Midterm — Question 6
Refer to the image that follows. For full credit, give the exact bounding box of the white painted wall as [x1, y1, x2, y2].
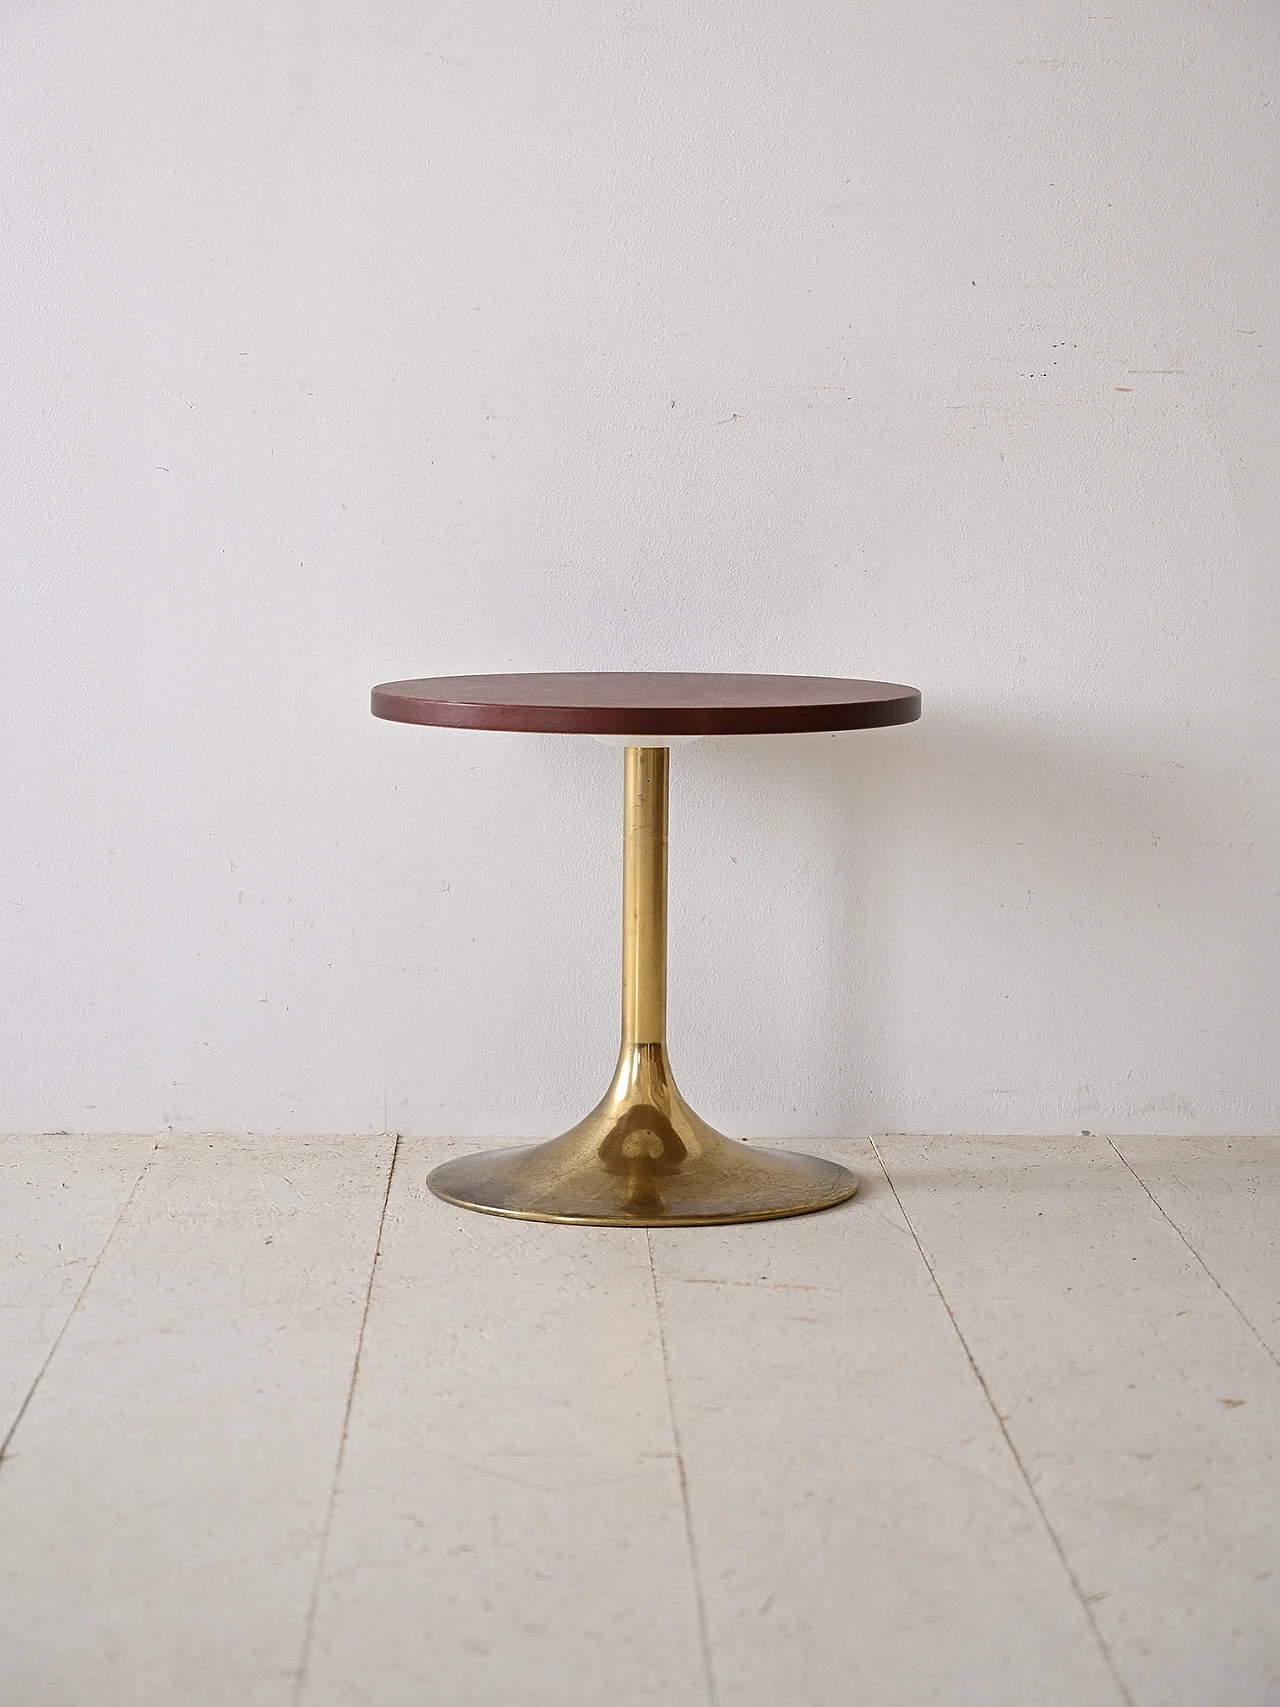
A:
[3, 2, 1278, 1138]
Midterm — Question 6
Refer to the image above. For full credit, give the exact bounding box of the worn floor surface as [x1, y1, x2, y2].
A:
[1, 1134, 1277, 1706]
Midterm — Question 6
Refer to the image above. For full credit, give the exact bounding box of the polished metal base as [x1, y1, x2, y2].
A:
[428, 1043, 858, 1226]
[430, 745, 858, 1227]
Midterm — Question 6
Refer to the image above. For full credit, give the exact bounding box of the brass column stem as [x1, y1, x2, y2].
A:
[620, 746, 668, 1050]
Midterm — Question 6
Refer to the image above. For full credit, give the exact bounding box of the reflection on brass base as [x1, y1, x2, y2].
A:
[427, 1043, 857, 1226]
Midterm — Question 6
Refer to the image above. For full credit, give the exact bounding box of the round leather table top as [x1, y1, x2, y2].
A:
[371, 672, 921, 737]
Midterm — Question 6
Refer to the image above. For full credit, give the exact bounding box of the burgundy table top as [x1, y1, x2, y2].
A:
[371, 672, 921, 737]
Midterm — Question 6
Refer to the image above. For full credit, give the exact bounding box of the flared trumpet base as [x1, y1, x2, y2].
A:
[427, 1044, 857, 1227]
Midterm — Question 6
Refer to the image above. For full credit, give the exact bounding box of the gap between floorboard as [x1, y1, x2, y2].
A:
[0, 1136, 158, 1465]
[1107, 1137, 1280, 1372]
[293, 1133, 402, 1706]
[868, 1136, 1136, 1707]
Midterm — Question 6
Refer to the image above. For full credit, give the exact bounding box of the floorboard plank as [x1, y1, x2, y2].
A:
[0, 1133, 154, 1441]
[299, 1137, 709, 1707]
[0, 1133, 394, 1707]
[649, 1139, 1124, 1707]
[878, 1134, 1280, 1707]
[1114, 1136, 1280, 1363]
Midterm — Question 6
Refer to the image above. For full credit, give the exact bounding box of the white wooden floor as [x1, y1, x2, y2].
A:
[2, 1135, 1278, 1706]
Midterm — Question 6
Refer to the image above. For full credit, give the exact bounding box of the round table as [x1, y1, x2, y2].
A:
[371, 672, 921, 1226]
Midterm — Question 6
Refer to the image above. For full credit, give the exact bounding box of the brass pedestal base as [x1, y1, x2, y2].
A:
[428, 1043, 857, 1226]
[428, 745, 857, 1227]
